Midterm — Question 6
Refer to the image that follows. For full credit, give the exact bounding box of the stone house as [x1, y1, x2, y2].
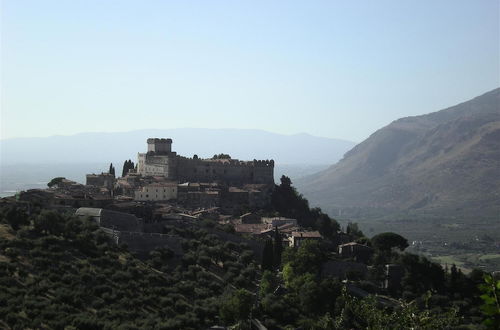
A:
[288, 231, 322, 247]
[134, 183, 178, 201]
[338, 242, 374, 262]
[262, 217, 297, 227]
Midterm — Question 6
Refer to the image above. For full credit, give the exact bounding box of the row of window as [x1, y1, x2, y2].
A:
[145, 188, 176, 193]
[140, 194, 174, 199]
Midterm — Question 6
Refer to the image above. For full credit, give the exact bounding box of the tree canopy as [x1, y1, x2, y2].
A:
[121, 159, 135, 177]
[109, 163, 115, 176]
[212, 153, 231, 159]
[271, 175, 339, 236]
[371, 232, 409, 252]
[47, 177, 65, 188]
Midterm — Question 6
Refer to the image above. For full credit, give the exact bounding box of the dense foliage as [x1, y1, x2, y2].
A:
[371, 232, 409, 252]
[212, 153, 231, 159]
[47, 177, 65, 188]
[271, 176, 340, 238]
[0, 180, 495, 329]
[0, 206, 259, 329]
[121, 159, 135, 177]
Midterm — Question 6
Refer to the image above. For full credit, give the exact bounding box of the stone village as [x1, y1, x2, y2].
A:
[3, 138, 402, 291]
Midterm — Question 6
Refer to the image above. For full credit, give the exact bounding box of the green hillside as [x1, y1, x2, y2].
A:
[0, 209, 260, 329]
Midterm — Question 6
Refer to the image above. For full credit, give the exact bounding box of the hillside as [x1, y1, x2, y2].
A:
[296, 88, 500, 220]
[0, 209, 262, 329]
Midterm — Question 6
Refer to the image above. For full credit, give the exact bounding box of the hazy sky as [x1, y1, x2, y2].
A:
[1, 0, 499, 142]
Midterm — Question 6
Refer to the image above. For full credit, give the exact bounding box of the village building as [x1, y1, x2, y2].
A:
[134, 183, 178, 201]
[75, 207, 143, 232]
[338, 242, 374, 262]
[288, 231, 322, 247]
[86, 173, 115, 190]
[234, 223, 270, 236]
[262, 216, 297, 227]
[240, 212, 261, 224]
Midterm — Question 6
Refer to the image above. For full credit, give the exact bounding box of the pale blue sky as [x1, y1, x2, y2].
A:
[1, 0, 499, 142]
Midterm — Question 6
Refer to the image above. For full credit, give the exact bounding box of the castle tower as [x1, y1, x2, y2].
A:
[147, 138, 172, 154]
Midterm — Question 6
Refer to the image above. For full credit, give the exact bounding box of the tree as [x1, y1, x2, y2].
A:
[371, 232, 408, 252]
[47, 177, 65, 188]
[259, 271, 276, 297]
[282, 240, 325, 277]
[280, 175, 291, 187]
[336, 287, 458, 329]
[34, 210, 65, 235]
[316, 213, 339, 239]
[212, 153, 231, 159]
[109, 163, 115, 176]
[273, 227, 282, 268]
[479, 274, 500, 328]
[121, 160, 135, 177]
[122, 160, 131, 177]
[1, 206, 29, 230]
[219, 289, 253, 324]
[261, 239, 274, 271]
[122, 160, 128, 177]
[346, 222, 365, 239]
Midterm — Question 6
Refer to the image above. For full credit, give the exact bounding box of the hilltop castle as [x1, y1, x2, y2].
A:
[136, 138, 274, 184]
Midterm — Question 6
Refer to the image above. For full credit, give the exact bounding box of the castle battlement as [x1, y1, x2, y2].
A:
[137, 138, 274, 184]
[178, 157, 274, 168]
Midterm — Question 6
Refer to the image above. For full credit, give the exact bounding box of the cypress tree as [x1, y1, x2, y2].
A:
[121, 160, 135, 177]
[273, 226, 283, 267]
[261, 239, 274, 271]
[122, 160, 128, 177]
[129, 160, 134, 173]
[109, 163, 115, 176]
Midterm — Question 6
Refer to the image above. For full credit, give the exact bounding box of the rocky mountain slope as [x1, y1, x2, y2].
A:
[296, 88, 500, 220]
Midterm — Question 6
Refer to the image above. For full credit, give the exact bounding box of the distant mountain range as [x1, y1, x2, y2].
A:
[0, 128, 355, 166]
[296, 88, 500, 220]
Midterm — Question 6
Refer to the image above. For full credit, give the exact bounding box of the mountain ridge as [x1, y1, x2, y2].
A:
[0, 128, 355, 166]
[296, 88, 500, 220]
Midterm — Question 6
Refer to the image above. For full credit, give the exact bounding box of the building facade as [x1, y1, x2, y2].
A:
[134, 183, 178, 202]
[86, 173, 115, 190]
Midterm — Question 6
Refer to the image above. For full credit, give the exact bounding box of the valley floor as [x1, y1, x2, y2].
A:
[347, 217, 500, 273]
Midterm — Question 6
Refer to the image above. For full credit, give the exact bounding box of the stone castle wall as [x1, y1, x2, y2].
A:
[137, 138, 274, 184]
[175, 157, 274, 184]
